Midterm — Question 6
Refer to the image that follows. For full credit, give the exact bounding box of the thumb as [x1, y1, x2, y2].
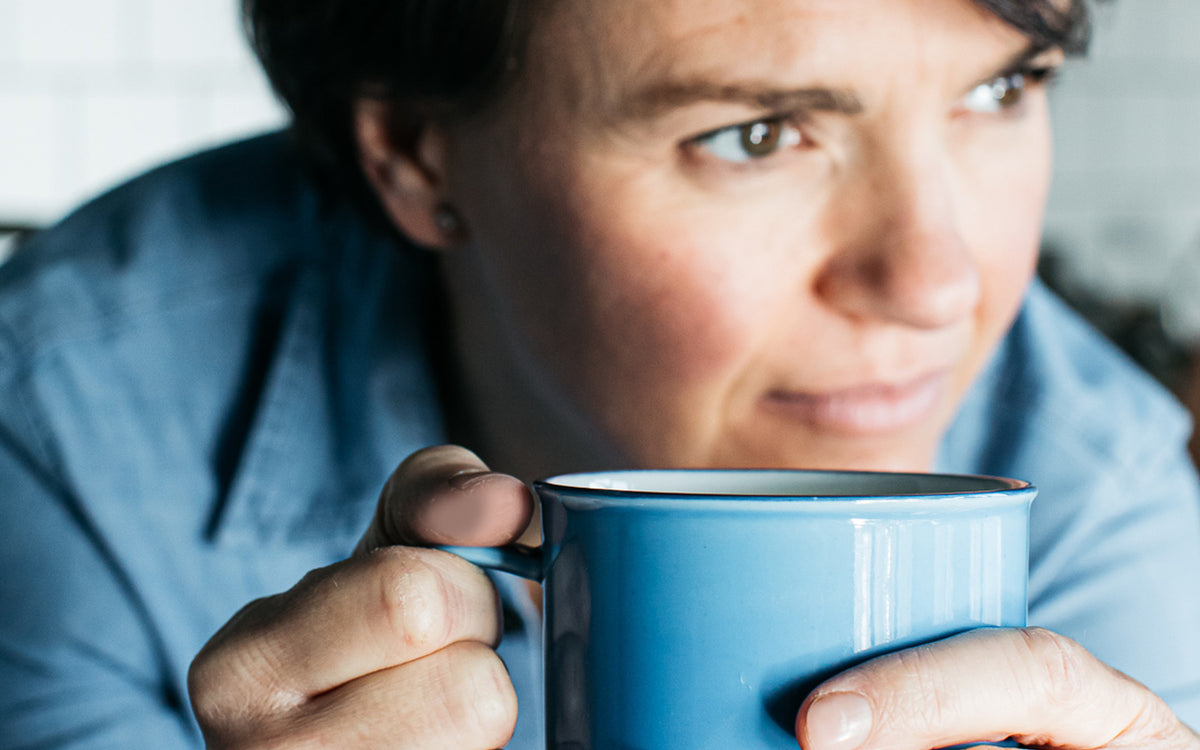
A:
[795, 627, 1196, 750]
[355, 445, 535, 554]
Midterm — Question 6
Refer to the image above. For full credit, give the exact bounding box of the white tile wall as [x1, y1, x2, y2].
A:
[0, 0, 286, 226]
[15, 0, 127, 68]
[0, 0, 1197, 339]
[149, 2, 257, 66]
[1042, 3, 1200, 342]
[0, 89, 66, 218]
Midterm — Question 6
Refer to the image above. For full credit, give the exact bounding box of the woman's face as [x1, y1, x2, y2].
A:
[435, 0, 1058, 475]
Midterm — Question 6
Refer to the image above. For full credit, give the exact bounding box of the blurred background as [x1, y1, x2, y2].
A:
[0, 0, 285, 253]
[1, 0, 1199, 449]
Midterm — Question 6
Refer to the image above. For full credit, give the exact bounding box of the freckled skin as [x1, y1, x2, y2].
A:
[436, 0, 1051, 479]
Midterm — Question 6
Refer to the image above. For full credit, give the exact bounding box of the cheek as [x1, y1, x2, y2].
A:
[554, 207, 771, 406]
[453, 133, 778, 422]
[474, 193, 780, 466]
[973, 143, 1048, 316]
[957, 125, 1050, 389]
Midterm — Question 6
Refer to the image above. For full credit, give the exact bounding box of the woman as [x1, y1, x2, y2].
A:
[1, 0, 1198, 747]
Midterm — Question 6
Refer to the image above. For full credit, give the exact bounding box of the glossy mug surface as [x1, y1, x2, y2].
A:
[447, 469, 1035, 750]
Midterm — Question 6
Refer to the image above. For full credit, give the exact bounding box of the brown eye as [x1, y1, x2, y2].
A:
[692, 117, 803, 163]
[994, 73, 1025, 108]
[963, 72, 1028, 114]
[740, 121, 783, 157]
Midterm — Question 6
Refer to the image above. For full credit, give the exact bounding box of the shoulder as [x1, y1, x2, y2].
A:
[942, 279, 1200, 597]
[0, 134, 446, 732]
[0, 132, 329, 366]
[964, 285, 1200, 707]
[0, 130, 437, 507]
[1022, 280, 1183, 422]
[0, 128, 440, 477]
[946, 279, 1191, 477]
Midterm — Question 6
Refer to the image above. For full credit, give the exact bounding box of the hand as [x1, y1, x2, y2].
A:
[796, 627, 1200, 750]
[188, 445, 535, 749]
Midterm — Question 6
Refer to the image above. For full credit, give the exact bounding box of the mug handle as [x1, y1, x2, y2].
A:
[437, 543, 545, 581]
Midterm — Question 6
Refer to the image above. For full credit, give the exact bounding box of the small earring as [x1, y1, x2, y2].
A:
[433, 203, 463, 236]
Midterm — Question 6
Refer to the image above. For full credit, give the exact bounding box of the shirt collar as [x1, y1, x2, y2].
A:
[209, 228, 448, 550]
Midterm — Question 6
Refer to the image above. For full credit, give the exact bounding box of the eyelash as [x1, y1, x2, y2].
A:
[685, 64, 1060, 166]
[962, 65, 1060, 116]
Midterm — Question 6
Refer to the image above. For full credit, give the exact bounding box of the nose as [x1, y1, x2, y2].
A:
[814, 149, 981, 330]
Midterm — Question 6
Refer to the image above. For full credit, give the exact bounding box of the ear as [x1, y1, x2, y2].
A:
[353, 99, 456, 249]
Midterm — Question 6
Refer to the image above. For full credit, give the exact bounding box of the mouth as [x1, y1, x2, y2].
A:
[762, 370, 950, 436]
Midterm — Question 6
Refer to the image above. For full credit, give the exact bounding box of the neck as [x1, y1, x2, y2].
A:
[434, 282, 624, 486]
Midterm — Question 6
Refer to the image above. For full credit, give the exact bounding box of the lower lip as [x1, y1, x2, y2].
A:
[763, 372, 949, 436]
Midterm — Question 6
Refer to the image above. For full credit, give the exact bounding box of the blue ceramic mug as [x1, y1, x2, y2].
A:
[445, 468, 1035, 749]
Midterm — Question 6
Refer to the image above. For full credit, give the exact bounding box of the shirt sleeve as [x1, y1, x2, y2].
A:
[943, 284, 1200, 728]
[0, 413, 201, 749]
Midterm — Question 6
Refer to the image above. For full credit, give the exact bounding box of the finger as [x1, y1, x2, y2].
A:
[189, 546, 502, 728]
[356, 444, 535, 553]
[796, 627, 1196, 750]
[199, 642, 518, 750]
[308, 641, 518, 750]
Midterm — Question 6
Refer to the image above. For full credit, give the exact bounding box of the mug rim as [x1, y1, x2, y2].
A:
[534, 468, 1033, 505]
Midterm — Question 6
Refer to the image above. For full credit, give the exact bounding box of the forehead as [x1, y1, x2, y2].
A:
[523, 0, 1025, 99]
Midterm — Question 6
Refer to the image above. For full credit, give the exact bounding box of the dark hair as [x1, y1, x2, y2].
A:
[244, 0, 1090, 202]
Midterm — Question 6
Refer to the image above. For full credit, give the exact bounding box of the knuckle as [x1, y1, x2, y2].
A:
[1013, 628, 1189, 748]
[189, 643, 297, 741]
[367, 546, 454, 652]
[187, 656, 226, 730]
[188, 671, 256, 747]
[440, 642, 519, 747]
[187, 594, 309, 739]
[1017, 627, 1087, 708]
[1127, 697, 1195, 748]
[888, 645, 952, 733]
[188, 611, 260, 731]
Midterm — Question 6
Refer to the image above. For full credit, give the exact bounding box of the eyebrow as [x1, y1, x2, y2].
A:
[622, 81, 864, 121]
[618, 41, 1059, 123]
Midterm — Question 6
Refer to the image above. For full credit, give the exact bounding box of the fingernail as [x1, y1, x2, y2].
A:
[447, 469, 493, 490]
[804, 692, 872, 750]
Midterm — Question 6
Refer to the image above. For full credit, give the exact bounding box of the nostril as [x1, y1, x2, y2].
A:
[907, 262, 981, 329]
[815, 241, 981, 329]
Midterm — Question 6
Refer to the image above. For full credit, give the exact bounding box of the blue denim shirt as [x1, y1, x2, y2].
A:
[2, 134, 1198, 748]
